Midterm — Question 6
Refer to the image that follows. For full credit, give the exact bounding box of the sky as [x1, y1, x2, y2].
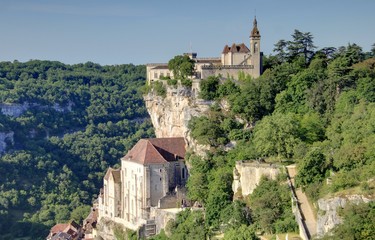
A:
[0, 0, 374, 65]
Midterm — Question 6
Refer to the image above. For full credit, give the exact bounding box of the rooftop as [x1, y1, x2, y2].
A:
[122, 137, 186, 165]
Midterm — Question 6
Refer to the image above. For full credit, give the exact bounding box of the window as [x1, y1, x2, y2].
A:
[167, 72, 170, 77]
[254, 43, 258, 53]
[154, 72, 158, 78]
[160, 72, 164, 78]
[182, 168, 186, 179]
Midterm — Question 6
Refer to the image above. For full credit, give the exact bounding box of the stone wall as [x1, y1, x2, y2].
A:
[201, 67, 256, 80]
[316, 195, 372, 237]
[150, 207, 183, 235]
[232, 161, 281, 199]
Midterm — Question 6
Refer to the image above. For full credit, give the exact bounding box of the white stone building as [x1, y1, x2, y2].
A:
[98, 137, 187, 233]
[147, 17, 263, 83]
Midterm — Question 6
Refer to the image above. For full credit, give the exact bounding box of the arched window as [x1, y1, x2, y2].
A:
[254, 42, 258, 53]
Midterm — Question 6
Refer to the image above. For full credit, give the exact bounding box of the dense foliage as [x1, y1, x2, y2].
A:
[0, 61, 154, 239]
[248, 176, 298, 234]
[183, 30, 375, 238]
[167, 55, 195, 80]
[322, 201, 375, 240]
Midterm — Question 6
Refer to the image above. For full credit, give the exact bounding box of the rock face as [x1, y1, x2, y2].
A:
[144, 85, 211, 155]
[0, 102, 73, 118]
[232, 161, 281, 199]
[0, 103, 29, 117]
[0, 131, 14, 153]
[316, 195, 372, 237]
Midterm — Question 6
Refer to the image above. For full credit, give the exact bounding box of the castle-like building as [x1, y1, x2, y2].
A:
[98, 17, 262, 238]
[147, 17, 262, 83]
[98, 138, 187, 235]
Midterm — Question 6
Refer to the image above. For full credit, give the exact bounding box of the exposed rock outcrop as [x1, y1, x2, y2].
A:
[0, 131, 14, 153]
[0, 102, 73, 118]
[232, 161, 281, 199]
[0, 103, 29, 117]
[316, 195, 372, 237]
[144, 84, 211, 155]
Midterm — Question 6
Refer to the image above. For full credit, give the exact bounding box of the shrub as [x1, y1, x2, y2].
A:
[181, 78, 192, 87]
[152, 81, 166, 97]
[167, 78, 178, 86]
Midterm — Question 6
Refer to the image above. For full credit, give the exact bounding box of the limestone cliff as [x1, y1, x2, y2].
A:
[0, 131, 14, 153]
[144, 85, 211, 155]
[316, 195, 372, 237]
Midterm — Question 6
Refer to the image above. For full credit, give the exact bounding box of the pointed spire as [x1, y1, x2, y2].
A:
[253, 16, 257, 28]
[250, 16, 260, 38]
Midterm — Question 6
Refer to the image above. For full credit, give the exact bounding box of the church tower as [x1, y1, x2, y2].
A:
[249, 16, 262, 77]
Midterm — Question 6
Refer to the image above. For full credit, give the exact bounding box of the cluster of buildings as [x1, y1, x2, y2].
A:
[46, 220, 83, 240]
[46, 16, 263, 239]
[146, 17, 262, 84]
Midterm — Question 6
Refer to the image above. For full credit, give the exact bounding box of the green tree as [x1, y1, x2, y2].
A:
[168, 55, 195, 79]
[167, 210, 206, 240]
[324, 202, 375, 240]
[295, 148, 327, 188]
[223, 225, 259, 240]
[248, 177, 296, 234]
[287, 29, 316, 64]
[253, 113, 302, 159]
[199, 76, 220, 100]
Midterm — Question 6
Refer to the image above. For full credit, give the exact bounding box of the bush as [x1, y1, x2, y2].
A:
[152, 81, 166, 97]
[167, 78, 178, 86]
[199, 76, 219, 100]
[181, 78, 192, 87]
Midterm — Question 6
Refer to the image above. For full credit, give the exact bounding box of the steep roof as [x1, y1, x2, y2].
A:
[222, 43, 250, 54]
[123, 137, 186, 165]
[104, 168, 121, 183]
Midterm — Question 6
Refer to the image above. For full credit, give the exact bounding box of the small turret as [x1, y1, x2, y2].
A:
[249, 16, 262, 77]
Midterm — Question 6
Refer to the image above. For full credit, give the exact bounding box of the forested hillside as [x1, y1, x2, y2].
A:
[0, 61, 154, 239]
[151, 31, 375, 239]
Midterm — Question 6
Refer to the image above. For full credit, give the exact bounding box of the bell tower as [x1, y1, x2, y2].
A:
[249, 16, 262, 77]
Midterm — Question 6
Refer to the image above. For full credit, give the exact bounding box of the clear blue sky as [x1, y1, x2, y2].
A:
[0, 0, 374, 65]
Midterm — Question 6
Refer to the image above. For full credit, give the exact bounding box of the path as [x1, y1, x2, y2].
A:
[286, 165, 317, 238]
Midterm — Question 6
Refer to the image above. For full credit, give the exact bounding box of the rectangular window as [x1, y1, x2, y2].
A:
[167, 72, 170, 77]
[154, 72, 158, 78]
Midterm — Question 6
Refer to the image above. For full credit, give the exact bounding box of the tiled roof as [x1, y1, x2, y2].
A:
[123, 137, 186, 165]
[50, 223, 69, 234]
[222, 43, 250, 54]
[104, 168, 121, 183]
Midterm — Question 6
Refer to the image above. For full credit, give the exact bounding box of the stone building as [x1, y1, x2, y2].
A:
[98, 137, 187, 234]
[147, 17, 263, 83]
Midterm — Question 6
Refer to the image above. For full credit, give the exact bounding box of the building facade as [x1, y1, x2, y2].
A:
[147, 17, 262, 83]
[98, 137, 187, 232]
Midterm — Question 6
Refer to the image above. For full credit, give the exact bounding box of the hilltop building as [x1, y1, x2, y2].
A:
[147, 17, 262, 83]
[98, 137, 187, 236]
